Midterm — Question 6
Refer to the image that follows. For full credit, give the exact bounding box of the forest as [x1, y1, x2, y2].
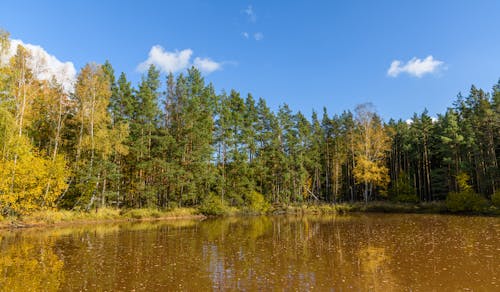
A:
[0, 30, 499, 216]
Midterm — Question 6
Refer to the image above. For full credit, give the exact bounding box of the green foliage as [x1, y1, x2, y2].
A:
[446, 191, 488, 213]
[446, 172, 488, 213]
[199, 193, 230, 216]
[393, 193, 419, 204]
[491, 191, 500, 208]
[390, 172, 419, 203]
[244, 191, 270, 213]
[0, 29, 499, 216]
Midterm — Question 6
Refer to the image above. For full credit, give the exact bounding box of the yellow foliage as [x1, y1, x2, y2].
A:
[352, 104, 391, 193]
[0, 237, 64, 291]
[303, 177, 313, 199]
[353, 155, 390, 190]
[0, 104, 15, 153]
[95, 121, 129, 159]
[245, 191, 270, 212]
[456, 172, 473, 193]
[0, 136, 68, 215]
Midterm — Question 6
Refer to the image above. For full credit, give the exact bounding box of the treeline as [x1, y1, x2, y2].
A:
[0, 31, 499, 215]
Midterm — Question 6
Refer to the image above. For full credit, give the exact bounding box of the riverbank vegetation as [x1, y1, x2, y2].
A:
[0, 207, 202, 228]
[3, 201, 499, 230]
[0, 30, 499, 220]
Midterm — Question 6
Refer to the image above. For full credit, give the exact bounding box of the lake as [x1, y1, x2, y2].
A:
[0, 213, 499, 291]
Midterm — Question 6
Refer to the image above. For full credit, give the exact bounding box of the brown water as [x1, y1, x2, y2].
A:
[0, 214, 499, 291]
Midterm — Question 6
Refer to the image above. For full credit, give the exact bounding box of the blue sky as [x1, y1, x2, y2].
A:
[2, 0, 500, 120]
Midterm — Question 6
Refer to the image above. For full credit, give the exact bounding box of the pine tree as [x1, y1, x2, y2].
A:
[133, 64, 161, 207]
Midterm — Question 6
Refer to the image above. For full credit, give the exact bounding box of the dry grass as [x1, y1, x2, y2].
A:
[1, 207, 203, 229]
[1, 200, 495, 230]
[120, 207, 199, 219]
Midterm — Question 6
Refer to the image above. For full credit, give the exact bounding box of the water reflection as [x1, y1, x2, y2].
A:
[0, 214, 498, 290]
[0, 232, 64, 291]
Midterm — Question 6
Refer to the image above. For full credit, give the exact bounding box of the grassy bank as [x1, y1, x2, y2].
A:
[0, 207, 204, 229]
[268, 201, 445, 215]
[2, 201, 498, 229]
[269, 201, 500, 216]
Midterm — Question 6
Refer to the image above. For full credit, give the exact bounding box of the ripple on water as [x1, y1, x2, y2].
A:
[0, 214, 498, 290]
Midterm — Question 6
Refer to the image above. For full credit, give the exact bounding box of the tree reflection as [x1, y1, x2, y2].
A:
[0, 214, 498, 291]
[0, 234, 64, 291]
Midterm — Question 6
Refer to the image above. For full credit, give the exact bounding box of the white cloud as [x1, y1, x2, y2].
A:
[254, 32, 264, 41]
[1, 39, 76, 92]
[387, 55, 444, 78]
[194, 57, 221, 74]
[137, 45, 222, 75]
[406, 116, 438, 125]
[137, 45, 192, 73]
[240, 5, 264, 41]
[244, 5, 257, 22]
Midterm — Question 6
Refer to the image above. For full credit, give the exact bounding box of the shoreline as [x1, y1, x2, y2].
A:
[0, 208, 205, 230]
[1, 201, 498, 230]
[2, 214, 207, 230]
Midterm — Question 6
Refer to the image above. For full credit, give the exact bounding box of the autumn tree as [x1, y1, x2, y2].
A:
[352, 103, 391, 203]
[0, 36, 67, 215]
[71, 63, 126, 210]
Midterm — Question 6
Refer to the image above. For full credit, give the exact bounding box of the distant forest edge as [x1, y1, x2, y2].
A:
[0, 30, 499, 216]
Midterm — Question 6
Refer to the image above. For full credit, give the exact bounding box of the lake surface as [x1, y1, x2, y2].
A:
[0, 214, 499, 291]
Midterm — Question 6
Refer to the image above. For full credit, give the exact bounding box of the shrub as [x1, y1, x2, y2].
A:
[244, 191, 270, 213]
[389, 171, 419, 203]
[122, 208, 161, 219]
[446, 191, 488, 213]
[199, 193, 229, 216]
[393, 193, 419, 204]
[492, 191, 500, 208]
[446, 172, 488, 213]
